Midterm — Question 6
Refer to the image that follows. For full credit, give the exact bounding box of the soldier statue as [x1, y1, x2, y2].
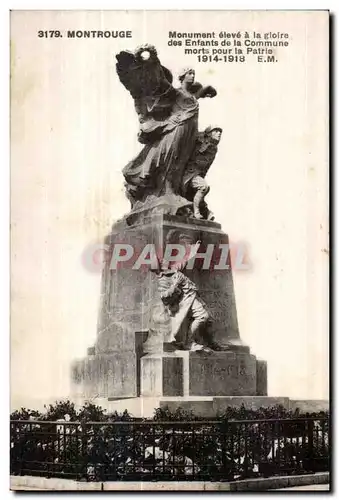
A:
[182, 126, 222, 220]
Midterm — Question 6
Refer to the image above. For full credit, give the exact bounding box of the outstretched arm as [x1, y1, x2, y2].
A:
[189, 82, 217, 99]
[195, 85, 217, 99]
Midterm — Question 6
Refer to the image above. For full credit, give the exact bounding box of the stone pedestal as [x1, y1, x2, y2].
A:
[71, 212, 268, 402]
[190, 351, 257, 396]
[140, 350, 259, 398]
[97, 213, 248, 353]
[71, 351, 136, 400]
[71, 321, 137, 399]
[140, 352, 188, 397]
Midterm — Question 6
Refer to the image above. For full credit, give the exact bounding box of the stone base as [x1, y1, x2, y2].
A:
[140, 349, 263, 397]
[141, 352, 188, 397]
[289, 399, 329, 412]
[159, 396, 290, 418]
[159, 397, 291, 418]
[71, 351, 136, 399]
[212, 396, 291, 414]
[190, 351, 258, 396]
[159, 396, 329, 418]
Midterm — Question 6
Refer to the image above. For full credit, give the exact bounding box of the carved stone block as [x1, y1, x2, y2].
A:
[140, 352, 187, 397]
[256, 359, 268, 396]
[140, 350, 257, 398]
[189, 351, 257, 396]
[71, 351, 136, 399]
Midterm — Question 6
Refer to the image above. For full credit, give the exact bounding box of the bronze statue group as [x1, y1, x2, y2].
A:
[116, 44, 222, 222]
[116, 44, 225, 352]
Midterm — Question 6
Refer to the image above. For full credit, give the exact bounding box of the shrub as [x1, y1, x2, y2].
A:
[10, 400, 329, 481]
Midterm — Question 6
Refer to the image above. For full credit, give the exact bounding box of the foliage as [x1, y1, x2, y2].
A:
[10, 399, 329, 423]
[154, 403, 329, 422]
[10, 408, 43, 421]
[10, 400, 329, 482]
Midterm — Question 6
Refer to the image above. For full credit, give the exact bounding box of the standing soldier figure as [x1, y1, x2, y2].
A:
[183, 126, 223, 220]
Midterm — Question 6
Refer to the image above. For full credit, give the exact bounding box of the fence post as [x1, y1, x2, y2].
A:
[307, 419, 314, 472]
[19, 423, 25, 476]
[81, 422, 88, 481]
[221, 420, 228, 481]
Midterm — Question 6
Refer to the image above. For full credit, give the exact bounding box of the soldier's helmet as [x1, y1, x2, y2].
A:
[204, 125, 223, 136]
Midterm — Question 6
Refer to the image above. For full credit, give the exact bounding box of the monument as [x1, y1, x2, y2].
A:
[71, 44, 271, 416]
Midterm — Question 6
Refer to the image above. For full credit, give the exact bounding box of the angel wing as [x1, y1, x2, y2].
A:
[116, 45, 177, 140]
[116, 45, 175, 102]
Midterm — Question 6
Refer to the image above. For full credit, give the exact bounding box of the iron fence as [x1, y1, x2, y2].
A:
[10, 417, 329, 482]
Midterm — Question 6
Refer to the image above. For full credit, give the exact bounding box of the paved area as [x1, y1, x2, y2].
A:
[275, 484, 330, 491]
[14, 484, 331, 492]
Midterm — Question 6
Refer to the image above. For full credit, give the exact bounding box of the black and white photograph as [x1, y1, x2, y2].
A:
[9, 10, 329, 491]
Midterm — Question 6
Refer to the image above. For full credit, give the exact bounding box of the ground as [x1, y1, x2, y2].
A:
[275, 484, 330, 491]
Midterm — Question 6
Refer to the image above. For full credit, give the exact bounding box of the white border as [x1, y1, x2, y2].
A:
[4, 0, 336, 10]
[3, 1, 334, 499]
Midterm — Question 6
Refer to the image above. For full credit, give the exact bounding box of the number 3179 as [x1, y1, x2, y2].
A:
[38, 31, 62, 38]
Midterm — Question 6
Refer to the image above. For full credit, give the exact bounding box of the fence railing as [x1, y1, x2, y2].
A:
[10, 417, 329, 482]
